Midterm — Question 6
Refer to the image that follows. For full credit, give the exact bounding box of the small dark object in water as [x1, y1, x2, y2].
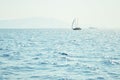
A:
[33, 57, 39, 60]
[59, 52, 68, 56]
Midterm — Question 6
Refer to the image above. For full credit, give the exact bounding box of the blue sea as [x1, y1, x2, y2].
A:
[0, 29, 120, 80]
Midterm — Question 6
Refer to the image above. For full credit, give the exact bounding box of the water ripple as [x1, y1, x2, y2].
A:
[0, 29, 120, 80]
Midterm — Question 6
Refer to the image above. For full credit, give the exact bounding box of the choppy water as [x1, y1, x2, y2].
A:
[0, 29, 120, 80]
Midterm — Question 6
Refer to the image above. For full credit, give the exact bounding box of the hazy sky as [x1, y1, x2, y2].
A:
[0, 0, 120, 29]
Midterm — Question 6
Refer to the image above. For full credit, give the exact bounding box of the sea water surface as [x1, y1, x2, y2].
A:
[0, 29, 120, 80]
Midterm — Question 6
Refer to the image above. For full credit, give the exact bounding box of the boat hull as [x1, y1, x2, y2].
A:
[73, 28, 81, 30]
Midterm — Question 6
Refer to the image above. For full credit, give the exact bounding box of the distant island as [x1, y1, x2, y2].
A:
[0, 18, 68, 28]
[88, 27, 97, 29]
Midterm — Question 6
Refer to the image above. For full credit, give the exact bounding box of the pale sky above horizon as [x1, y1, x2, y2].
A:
[0, 0, 120, 29]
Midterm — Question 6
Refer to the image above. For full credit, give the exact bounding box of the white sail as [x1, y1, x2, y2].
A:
[72, 18, 77, 28]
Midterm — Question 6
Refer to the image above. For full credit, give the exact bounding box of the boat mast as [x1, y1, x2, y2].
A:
[72, 18, 77, 29]
[76, 18, 78, 26]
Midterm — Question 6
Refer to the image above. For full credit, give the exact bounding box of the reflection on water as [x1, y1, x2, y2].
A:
[0, 29, 120, 80]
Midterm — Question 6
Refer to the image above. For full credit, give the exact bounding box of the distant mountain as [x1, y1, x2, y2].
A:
[0, 18, 69, 28]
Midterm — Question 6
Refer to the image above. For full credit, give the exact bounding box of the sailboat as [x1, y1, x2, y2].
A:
[72, 18, 81, 30]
